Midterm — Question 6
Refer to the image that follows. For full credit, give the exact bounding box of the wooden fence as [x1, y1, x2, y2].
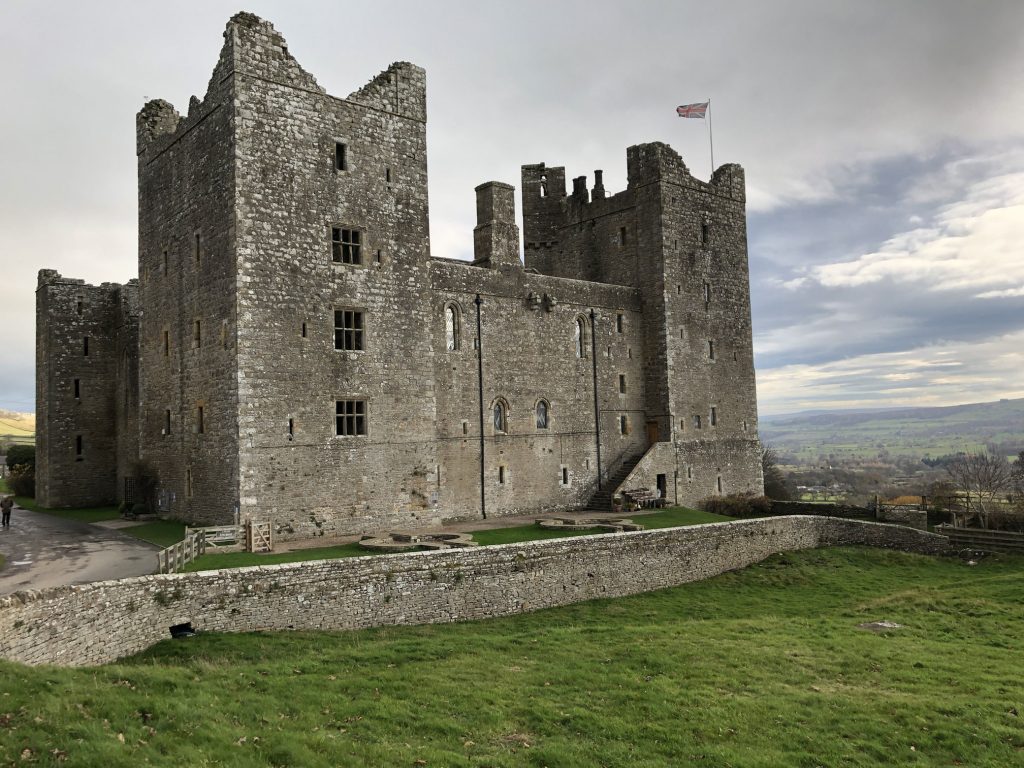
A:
[157, 520, 273, 573]
[935, 525, 1024, 554]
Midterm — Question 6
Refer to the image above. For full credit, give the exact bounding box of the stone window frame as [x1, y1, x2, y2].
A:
[710, 406, 717, 427]
[619, 414, 629, 435]
[535, 399, 550, 430]
[560, 465, 569, 486]
[444, 301, 463, 352]
[491, 398, 510, 435]
[334, 308, 366, 352]
[331, 225, 363, 265]
[74, 434, 84, 461]
[334, 398, 368, 437]
[615, 313, 624, 334]
[574, 314, 590, 359]
[618, 374, 627, 394]
[334, 140, 348, 172]
[693, 414, 702, 430]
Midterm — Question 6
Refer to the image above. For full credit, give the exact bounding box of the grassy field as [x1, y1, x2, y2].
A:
[184, 508, 730, 572]
[13, 497, 121, 523]
[760, 397, 1024, 462]
[1, 547, 1022, 766]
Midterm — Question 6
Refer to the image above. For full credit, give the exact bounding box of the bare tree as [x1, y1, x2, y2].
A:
[761, 444, 791, 501]
[946, 452, 1012, 529]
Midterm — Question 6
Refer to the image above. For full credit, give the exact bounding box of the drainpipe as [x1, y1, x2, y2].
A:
[475, 294, 487, 519]
[590, 308, 601, 489]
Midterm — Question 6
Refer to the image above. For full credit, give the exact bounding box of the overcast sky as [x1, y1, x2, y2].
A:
[2, 0, 1023, 417]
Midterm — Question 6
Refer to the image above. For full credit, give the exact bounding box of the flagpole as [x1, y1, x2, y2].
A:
[707, 98, 715, 176]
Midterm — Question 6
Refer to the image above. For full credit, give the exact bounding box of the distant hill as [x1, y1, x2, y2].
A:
[759, 398, 1024, 463]
[0, 410, 35, 446]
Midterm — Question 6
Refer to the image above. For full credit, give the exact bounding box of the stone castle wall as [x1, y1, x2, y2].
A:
[34, 12, 764, 533]
[35, 272, 139, 507]
[0, 517, 949, 667]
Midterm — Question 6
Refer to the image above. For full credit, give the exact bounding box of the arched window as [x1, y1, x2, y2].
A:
[444, 303, 460, 351]
[536, 400, 549, 429]
[540, 174, 547, 198]
[492, 400, 507, 433]
[574, 315, 589, 359]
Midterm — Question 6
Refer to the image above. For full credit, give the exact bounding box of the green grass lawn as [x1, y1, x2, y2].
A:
[12, 496, 121, 523]
[2, 547, 1022, 766]
[183, 507, 729, 572]
[120, 520, 189, 548]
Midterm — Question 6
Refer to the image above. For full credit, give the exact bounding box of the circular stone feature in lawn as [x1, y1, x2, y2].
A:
[535, 517, 644, 533]
[358, 531, 478, 551]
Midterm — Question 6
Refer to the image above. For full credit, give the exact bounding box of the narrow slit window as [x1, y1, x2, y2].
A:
[83, 337, 89, 356]
[197, 406, 205, 434]
[703, 281, 712, 303]
[619, 226, 627, 246]
[708, 340, 715, 360]
[334, 309, 365, 350]
[385, 166, 391, 183]
[619, 415, 628, 435]
[619, 374, 627, 394]
[493, 401, 507, 433]
[687, 466, 693, 480]
[335, 142, 347, 171]
[73, 379, 80, 399]
[710, 406, 717, 426]
[164, 409, 172, 435]
[163, 330, 169, 356]
[445, 304, 460, 351]
[194, 233, 201, 264]
[194, 320, 201, 348]
[574, 316, 588, 358]
[701, 222, 709, 244]
[186, 468, 193, 497]
[498, 466, 506, 484]
[561, 467, 569, 485]
[76, 300, 83, 315]
[331, 227, 362, 264]
[301, 322, 307, 338]
[616, 314, 624, 333]
[288, 418, 294, 437]
[75, 435, 83, 458]
[693, 414, 702, 430]
[162, 250, 168, 275]
[717, 476, 723, 493]
[335, 399, 367, 436]
[536, 400, 549, 429]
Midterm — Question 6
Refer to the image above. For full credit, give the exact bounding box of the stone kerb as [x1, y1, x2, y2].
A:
[0, 516, 950, 667]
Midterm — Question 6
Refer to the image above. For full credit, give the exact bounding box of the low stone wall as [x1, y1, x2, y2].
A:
[0, 516, 949, 667]
[770, 500, 873, 518]
[877, 504, 928, 531]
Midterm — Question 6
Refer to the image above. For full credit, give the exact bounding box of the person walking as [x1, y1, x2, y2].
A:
[1, 495, 13, 527]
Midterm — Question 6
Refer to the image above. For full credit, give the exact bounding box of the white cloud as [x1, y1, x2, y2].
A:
[758, 330, 1024, 414]
[808, 166, 1024, 294]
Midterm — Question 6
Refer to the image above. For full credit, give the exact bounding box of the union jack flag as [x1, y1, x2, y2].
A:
[676, 101, 709, 119]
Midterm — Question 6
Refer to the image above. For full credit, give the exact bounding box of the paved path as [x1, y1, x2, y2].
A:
[0, 504, 159, 595]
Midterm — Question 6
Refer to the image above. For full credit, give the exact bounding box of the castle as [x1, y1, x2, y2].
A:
[35, 13, 763, 540]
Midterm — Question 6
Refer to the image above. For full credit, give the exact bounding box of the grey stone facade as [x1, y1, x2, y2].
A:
[34, 12, 763, 536]
[0, 517, 950, 667]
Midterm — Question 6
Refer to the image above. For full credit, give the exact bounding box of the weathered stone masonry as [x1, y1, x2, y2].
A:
[0, 517, 950, 667]
[35, 12, 764, 538]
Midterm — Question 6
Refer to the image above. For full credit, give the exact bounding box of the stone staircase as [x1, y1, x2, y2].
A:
[587, 452, 645, 511]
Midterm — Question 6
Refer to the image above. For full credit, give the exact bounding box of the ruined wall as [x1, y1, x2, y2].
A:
[430, 254, 647, 520]
[136, 22, 240, 525]
[35, 272, 138, 507]
[0, 517, 950, 667]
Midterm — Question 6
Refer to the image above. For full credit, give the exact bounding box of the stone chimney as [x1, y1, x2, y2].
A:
[473, 182, 521, 269]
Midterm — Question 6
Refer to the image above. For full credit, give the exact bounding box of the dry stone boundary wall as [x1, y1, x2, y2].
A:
[0, 516, 949, 667]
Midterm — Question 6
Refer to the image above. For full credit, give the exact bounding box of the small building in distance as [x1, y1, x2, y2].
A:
[35, 12, 763, 540]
